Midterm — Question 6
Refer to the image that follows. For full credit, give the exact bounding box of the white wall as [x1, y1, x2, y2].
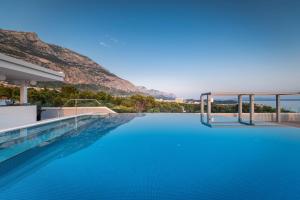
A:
[0, 106, 37, 130]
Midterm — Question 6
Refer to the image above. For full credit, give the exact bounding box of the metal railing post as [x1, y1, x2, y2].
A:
[207, 95, 211, 122]
[238, 95, 243, 122]
[249, 95, 254, 125]
[276, 95, 281, 123]
[75, 99, 78, 115]
[200, 95, 204, 115]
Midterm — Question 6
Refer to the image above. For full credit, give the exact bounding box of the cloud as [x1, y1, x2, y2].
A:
[105, 34, 119, 43]
[99, 41, 109, 47]
[99, 35, 122, 48]
[109, 37, 118, 43]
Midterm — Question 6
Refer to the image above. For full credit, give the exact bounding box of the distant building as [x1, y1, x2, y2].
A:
[184, 99, 200, 104]
[155, 98, 175, 103]
[175, 98, 184, 103]
[156, 98, 201, 104]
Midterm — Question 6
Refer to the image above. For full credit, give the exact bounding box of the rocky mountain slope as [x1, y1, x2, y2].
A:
[136, 86, 176, 100]
[0, 29, 175, 99]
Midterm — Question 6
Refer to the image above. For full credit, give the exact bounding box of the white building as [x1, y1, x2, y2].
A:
[0, 53, 65, 130]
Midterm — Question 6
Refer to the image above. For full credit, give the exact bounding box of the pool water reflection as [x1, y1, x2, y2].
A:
[0, 114, 300, 200]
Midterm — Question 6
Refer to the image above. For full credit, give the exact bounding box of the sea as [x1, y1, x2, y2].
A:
[214, 97, 300, 112]
[254, 100, 300, 112]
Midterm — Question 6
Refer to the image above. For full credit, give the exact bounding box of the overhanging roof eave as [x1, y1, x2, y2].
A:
[0, 53, 64, 82]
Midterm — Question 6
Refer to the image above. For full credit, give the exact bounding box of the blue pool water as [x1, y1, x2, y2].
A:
[0, 114, 300, 200]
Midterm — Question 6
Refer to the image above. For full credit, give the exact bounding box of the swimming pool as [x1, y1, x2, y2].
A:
[0, 113, 300, 199]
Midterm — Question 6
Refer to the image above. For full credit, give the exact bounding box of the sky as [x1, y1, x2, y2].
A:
[0, 0, 299, 98]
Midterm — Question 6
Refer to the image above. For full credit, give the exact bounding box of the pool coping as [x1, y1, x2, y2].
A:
[0, 113, 109, 134]
[1, 113, 299, 134]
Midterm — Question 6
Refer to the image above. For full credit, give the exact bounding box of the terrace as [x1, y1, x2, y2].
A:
[200, 92, 300, 127]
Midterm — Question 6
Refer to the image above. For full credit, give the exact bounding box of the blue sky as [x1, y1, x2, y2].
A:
[0, 0, 299, 98]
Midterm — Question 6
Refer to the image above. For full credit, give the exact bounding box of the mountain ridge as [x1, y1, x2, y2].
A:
[0, 29, 176, 99]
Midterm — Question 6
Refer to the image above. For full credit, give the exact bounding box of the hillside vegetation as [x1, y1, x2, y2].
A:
[0, 84, 291, 113]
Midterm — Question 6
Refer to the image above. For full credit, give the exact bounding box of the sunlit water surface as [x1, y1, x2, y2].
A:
[0, 114, 300, 200]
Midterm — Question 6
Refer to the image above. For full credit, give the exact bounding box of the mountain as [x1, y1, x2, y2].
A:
[0, 29, 176, 99]
[136, 86, 176, 100]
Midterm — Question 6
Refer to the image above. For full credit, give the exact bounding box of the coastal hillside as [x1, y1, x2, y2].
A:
[0, 29, 175, 99]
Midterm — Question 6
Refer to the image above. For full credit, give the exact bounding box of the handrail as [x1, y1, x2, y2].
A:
[62, 99, 102, 116]
[63, 99, 102, 106]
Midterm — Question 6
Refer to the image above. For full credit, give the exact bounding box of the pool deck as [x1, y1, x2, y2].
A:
[278, 122, 300, 128]
[201, 113, 300, 128]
